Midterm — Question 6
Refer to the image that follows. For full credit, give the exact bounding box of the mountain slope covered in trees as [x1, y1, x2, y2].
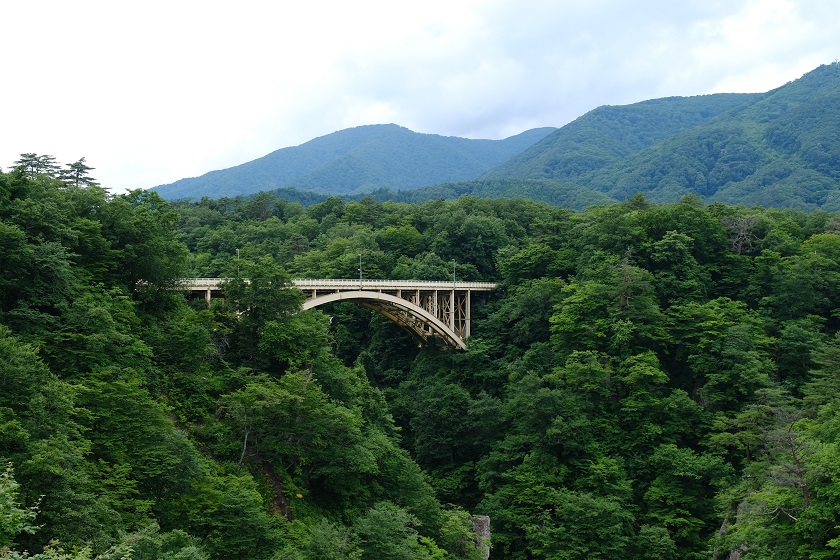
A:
[151, 125, 556, 200]
[481, 92, 762, 182]
[490, 62, 840, 210]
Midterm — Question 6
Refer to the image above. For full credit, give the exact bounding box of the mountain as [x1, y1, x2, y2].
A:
[154, 63, 840, 211]
[486, 62, 840, 211]
[151, 124, 557, 200]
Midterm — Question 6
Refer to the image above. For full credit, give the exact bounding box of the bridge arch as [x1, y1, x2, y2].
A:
[302, 290, 467, 350]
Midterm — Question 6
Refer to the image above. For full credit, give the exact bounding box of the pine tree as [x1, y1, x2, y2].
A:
[61, 157, 97, 187]
[12, 153, 60, 178]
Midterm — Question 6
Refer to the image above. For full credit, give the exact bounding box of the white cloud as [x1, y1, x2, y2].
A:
[1, 0, 837, 192]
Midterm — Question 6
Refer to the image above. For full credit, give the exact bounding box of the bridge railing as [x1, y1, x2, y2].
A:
[293, 278, 497, 290]
[181, 278, 497, 290]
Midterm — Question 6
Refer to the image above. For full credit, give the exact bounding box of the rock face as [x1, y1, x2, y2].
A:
[471, 515, 491, 560]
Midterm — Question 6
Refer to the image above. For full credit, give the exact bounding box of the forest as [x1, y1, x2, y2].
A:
[4, 158, 840, 559]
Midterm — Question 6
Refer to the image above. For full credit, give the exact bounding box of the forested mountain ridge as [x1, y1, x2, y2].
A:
[492, 62, 840, 210]
[151, 124, 556, 200]
[7, 152, 840, 558]
[481, 92, 763, 182]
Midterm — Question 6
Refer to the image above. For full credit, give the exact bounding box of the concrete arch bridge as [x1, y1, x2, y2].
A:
[183, 278, 496, 350]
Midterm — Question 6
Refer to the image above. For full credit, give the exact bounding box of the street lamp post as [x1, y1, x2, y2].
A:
[359, 254, 363, 289]
[451, 260, 456, 335]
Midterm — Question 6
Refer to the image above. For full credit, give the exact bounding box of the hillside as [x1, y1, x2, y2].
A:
[151, 124, 556, 200]
[492, 63, 840, 210]
[482, 92, 762, 181]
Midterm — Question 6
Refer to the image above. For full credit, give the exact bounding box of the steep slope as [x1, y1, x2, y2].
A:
[491, 63, 840, 210]
[582, 63, 840, 209]
[482, 92, 762, 182]
[151, 124, 556, 200]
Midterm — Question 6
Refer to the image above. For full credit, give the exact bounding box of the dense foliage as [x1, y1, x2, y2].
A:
[359, 178, 615, 212]
[4, 157, 840, 559]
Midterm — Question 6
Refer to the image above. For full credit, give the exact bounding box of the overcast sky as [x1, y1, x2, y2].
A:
[2, 0, 838, 192]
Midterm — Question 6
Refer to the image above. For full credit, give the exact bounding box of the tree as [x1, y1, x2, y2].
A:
[353, 502, 443, 560]
[60, 158, 97, 188]
[296, 518, 361, 560]
[220, 256, 306, 371]
[803, 332, 840, 413]
[643, 444, 733, 557]
[523, 489, 634, 560]
[221, 374, 366, 494]
[12, 154, 60, 178]
[647, 230, 710, 305]
[376, 225, 424, 257]
[666, 298, 773, 411]
[100, 189, 188, 291]
[550, 256, 665, 360]
[0, 464, 38, 548]
[0, 167, 31, 202]
[436, 508, 488, 560]
[259, 311, 331, 371]
[73, 375, 205, 527]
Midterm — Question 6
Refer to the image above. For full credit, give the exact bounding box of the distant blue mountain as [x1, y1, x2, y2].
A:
[151, 124, 557, 200]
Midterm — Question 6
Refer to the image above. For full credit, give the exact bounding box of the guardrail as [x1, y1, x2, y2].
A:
[181, 278, 497, 290]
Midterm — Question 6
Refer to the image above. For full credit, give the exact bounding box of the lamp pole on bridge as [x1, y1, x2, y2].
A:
[359, 253, 363, 289]
[451, 260, 457, 337]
